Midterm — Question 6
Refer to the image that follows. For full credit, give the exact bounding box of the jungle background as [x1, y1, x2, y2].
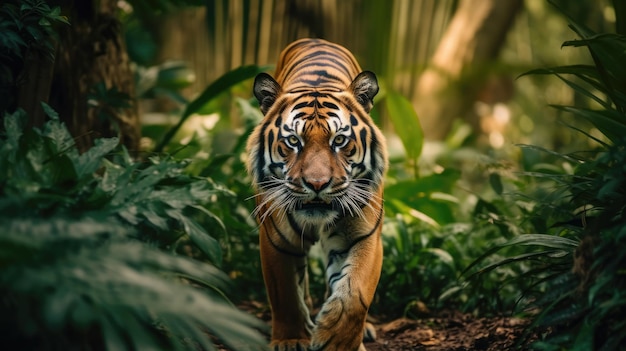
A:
[2, 0, 625, 350]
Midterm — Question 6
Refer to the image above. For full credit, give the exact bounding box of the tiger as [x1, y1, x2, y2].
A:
[246, 38, 388, 351]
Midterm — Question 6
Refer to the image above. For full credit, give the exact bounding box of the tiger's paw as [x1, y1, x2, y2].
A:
[363, 322, 377, 342]
[270, 339, 310, 351]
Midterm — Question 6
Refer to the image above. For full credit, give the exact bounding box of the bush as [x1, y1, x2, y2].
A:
[469, 4, 626, 349]
[0, 107, 267, 350]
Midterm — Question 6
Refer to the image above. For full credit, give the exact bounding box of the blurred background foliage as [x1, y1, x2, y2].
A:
[1, 0, 625, 349]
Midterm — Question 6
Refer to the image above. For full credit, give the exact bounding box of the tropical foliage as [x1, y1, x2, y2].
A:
[0, 0, 68, 113]
[0, 106, 267, 349]
[468, 4, 626, 349]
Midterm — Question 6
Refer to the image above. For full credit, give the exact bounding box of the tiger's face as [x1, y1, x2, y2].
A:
[247, 72, 386, 228]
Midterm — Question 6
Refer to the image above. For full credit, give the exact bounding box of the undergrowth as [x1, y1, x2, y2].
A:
[468, 3, 626, 349]
[0, 106, 267, 350]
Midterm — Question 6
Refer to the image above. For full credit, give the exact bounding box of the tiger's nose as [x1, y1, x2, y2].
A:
[302, 177, 331, 192]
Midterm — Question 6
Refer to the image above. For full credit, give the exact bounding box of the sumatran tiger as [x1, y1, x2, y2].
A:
[246, 38, 388, 351]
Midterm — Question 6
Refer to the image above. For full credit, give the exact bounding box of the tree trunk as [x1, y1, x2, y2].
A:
[413, 0, 523, 141]
[16, 48, 57, 129]
[49, 0, 139, 152]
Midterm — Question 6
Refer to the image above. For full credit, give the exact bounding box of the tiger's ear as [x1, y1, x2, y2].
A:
[254, 73, 281, 115]
[349, 71, 379, 113]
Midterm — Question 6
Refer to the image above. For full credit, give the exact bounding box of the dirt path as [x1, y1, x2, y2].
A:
[365, 310, 530, 351]
[235, 302, 532, 351]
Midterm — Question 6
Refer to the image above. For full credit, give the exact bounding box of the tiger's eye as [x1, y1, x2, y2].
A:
[333, 135, 346, 146]
[287, 135, 299, 146]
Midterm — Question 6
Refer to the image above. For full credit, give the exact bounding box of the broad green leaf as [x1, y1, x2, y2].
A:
[167, 210, 222, 264]
[74, 137, 119, 177]
[141, 204, 170, 230]
[385, 169, 460, 224]
[385, 169, 460, 197]
[385, 90, 423, 162]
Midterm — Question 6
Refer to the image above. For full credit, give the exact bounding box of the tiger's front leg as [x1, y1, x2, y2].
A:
[259, 220, 315, 350]
[310, 217, 383, 351]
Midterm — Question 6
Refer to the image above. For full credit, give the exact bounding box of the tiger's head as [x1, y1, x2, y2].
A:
[246, 71, 387, 228]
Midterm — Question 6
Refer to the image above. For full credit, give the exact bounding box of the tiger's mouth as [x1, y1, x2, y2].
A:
[297, 199, 334, 211]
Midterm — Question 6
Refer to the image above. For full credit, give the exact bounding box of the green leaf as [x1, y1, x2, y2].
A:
[189, 204, 227, 234]
[464, 234, 578, 275]
[423, 247, 454, 267]
[74, 137, 119, 177]
[2, 109, 26, 160]
[385, 169, 460, 224]
[385, 90, 423, 162]
[40, 101, 59, 120]
[46, 6, 69, 25]
[562, 32, 626, 110]
[519, 64, 600, 80]
[489, 173, 503, 195]
[141, 204, 170, 230]
[550, 105, 626, 143]
[386, 169, 460, 197]
[155, 61, 196, 89]
[167, 210, 222, 264]
[41, 117, 76, 157]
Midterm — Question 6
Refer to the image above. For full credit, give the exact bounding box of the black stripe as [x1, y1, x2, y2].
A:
[294, 60, 352, 78]
[284, 50, 353, 83]
[297, 263, 308, 285]
[263, 215, 306, 257]
[325, 206, 383, 269]
[369, 124, 380, 174]
[322, 101, 339, 110]
[359, 128, 368, 163]
[350, 114, 358, 126]
[306, 91, 329, 98]
[328, 263, 351, 288]
[292, 100, 314, 111]
[359, 291, 369, 310]
[274, 116, 282, 127]
[287, 213, 305, 239]
[277, 144, 287, 157]
[298, 76, 342, 87]
[284, 53, 355, 81]
[255, 121, 269, 183]
[283, 49, 331, 80]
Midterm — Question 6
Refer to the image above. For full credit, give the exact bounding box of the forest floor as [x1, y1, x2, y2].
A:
[236, 301, 534, 351]
[364, 310, 531, 351]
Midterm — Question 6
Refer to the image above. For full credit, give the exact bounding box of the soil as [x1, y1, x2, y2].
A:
[364, 311, 531, 351]
[236, 302, 533, 351]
